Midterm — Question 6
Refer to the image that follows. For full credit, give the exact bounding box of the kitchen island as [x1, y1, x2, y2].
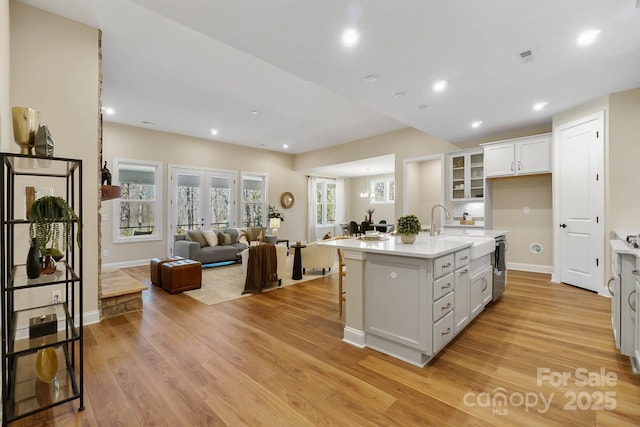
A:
[319, 230, 507, 367]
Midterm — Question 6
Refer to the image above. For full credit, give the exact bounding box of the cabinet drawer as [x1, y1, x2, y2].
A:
[434, 254, 454, 279]
[433, 311, 454, 353]
[455, 249, 470, 269]
[433, 291, 454, 322]
[433, 273, 454, 301]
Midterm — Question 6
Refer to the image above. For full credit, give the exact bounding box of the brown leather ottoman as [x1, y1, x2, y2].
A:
[161, 259, 202, 294]
[150, 256, 184, 286]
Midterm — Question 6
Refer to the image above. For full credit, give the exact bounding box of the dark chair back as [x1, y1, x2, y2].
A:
[376, 219, 387, 232]
[361, 221, 371, 233]
[349, 221, 359, 236]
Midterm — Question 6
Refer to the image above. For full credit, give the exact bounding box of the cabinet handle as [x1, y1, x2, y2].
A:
[441, 283, 452, 290]
[441, 327, 451, 335]
[460, 256, 469, 261]
[629, 290, 636, 312]
[510, 161, 514, 171]
[632, 270, 640, 276]
[459, 269, 468, 275]
[517, 161, 522, 170]
[442, 263, 451, 269]
[481, 277, 488, 292]
[607, 276, 615, 296]
[442, 302, 451, 310]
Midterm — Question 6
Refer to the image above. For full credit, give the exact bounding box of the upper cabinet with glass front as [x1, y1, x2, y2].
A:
[448, 149, 484, 201]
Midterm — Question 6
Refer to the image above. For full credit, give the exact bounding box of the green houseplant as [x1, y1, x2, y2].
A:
[396, 214, 421, 244]
[29, 195, 78, 254]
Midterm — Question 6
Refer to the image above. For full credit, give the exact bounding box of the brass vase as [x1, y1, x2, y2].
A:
[12, 107, 40, 155]
[35, 347, 58, 383]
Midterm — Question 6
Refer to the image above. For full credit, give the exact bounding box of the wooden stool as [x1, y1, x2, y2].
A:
[150, 256, 184, 286]
[161, 259, 202, 294]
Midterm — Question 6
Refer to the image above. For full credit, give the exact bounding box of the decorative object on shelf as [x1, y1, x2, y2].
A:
[29, 314, 57, 339]
[35, 347, 58, 383]
[41, 255, 57, 275]
[12, 106, 39, 155]
[366, 208, 375, 223]
[101, 161, 112, 185]
[29, 195, 78, 254]
[396, 214, 421, 244]
[34, 125, 55, 157]
[26, 238, 42, 279]
[280, 192, 294, 209]
[44, 247, 64, 262]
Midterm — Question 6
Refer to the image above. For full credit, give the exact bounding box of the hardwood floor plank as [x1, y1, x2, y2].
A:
[15, 267, 640, 426]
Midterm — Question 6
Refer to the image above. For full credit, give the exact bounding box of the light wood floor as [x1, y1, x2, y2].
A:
[15, 269, 640, 426]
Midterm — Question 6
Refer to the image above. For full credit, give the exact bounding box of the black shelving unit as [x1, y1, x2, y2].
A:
[1, 153, 84, 425]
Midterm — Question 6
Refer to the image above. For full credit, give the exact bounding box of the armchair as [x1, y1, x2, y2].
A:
[241, 244, 288, 285]
[301, 240, 336, 275]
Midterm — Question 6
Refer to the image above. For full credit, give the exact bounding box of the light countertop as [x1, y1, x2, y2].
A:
[319, 230, 508, 259]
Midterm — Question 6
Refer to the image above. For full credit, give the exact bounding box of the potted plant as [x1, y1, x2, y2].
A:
[396, 214, 421, 244]
[29, 195, 78, 256]
[268, 205, 285, 222]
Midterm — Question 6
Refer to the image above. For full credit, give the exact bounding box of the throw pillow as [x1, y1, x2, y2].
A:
[202, 229, 218, 247]
[186, 229, 208, 247]
[237, 228, 249, 245]
[256, 229, 264, 242]
[218, 232, 231, 246]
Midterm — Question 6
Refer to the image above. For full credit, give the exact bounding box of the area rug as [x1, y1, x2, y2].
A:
[183, 256, 337, 306]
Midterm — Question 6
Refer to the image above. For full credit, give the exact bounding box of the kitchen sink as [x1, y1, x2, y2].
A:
[435, 235, 495, 259]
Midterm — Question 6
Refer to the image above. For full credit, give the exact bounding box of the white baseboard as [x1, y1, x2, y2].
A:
[343, 326, 366, 348]
[102, 259, 150, 269]
[507, 262, 553, 274]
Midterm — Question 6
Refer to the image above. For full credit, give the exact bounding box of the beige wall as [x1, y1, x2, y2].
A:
[10, 2, 100, 315]
[406, 159, 442, 227]
[348, 174, 395, 226]
[295, 127, 459, 220]
[102, 122, 308, 265]
[1, 0, 10, 152]
[491, 174, 553, 270]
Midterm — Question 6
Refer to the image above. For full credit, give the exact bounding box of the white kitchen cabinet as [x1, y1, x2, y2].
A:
[483, 133, 551, 178]
[635, 274, 640, 369]
[448, 149, 484, 201]
[453, 253, 470, 333]
[470, 265, 493, 320]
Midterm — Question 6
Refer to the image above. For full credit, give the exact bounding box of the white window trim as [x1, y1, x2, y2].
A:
[112, 158, 163, 243]
[370, 176, 395, 204]
[240, 171, 269, 227]
[316, 178, 337, 225]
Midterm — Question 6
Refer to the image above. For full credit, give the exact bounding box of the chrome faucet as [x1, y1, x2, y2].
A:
[430, 204, 451, 237]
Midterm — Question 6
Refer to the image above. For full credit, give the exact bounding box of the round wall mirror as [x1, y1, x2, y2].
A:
[281, 192, 295, 209]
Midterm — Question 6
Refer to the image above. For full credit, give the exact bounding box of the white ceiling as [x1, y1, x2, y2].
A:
[17, 0, 640, 176]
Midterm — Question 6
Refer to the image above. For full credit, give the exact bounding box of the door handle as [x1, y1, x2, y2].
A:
[559, 223, 567, 228]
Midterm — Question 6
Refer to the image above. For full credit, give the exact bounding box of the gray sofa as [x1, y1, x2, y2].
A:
[174, 228, 248, 265]
[173, 226, 266, 265]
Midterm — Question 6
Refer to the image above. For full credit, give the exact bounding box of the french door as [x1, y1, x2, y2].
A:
[168, 166, 236, 253]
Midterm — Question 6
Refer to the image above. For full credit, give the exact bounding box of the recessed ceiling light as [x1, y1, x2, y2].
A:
[251, 110, 258, 115]
[472, 120, 483, 128]
[104, 107, 114, 115]
[577, 29, 601, 46]
[210, 128, 218, 136]
[341, 28, 360, 47]
[394, 91, 406, 98]
[433, 80, 447, 93]
[364, 74, 378, 83]
[533, 102, 548, 111]
[416, 104, 427, 110]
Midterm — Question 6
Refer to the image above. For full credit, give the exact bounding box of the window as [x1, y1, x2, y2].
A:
[113, 159, 162, 242]
[241, 173, 267, 227]
[370, 177, 395, 204]
[316, 179, 337, 225]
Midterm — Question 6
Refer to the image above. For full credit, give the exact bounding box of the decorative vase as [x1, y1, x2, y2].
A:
[35, 347, 58, 383]
[34, 125, 55, 157]
[12, 107, 39, 155]
[41, 255, 57, 275]
[400, 234, 417, 244]
[26, 238, 42, 279]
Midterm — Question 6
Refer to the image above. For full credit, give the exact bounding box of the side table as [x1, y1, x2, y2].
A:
[291, 244, 306, 280]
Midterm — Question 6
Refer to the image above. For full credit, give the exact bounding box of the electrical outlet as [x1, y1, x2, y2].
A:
[523, 206, 530, 214]
[103, 250, 109, 257]
[52, 290, 62, 305]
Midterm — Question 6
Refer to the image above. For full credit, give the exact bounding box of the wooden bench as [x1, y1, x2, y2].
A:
[100, 268, 148, 318]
